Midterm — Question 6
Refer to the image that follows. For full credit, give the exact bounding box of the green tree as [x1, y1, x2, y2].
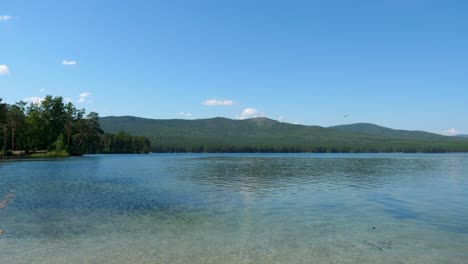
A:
[24, 101, 46, 151]
[74, 112, 103, 154]
[64, 102, 82, 148]
[41, 96, 68, 147]
[0, 99, 6, 125]
[7, 102, 26, 151]
[52, 133, 67, 152]
[0, 99, 7, 152]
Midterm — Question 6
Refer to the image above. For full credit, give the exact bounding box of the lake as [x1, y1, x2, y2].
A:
[0, 154, 467, 263]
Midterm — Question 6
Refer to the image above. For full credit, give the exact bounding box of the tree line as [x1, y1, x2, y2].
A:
[148, 139, 468, 153]
[151, 144, 466, 153]
[0, 96, 150, 157]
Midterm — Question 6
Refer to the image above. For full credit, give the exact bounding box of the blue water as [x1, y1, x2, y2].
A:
[0, 154, 467, 263]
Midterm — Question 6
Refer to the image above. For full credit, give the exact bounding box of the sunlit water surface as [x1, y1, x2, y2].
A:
[1, 154, 467, 263]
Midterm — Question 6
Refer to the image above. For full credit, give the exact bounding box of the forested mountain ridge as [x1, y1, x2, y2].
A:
[329, 123, 450, 141]
[99, 116, 468, 153]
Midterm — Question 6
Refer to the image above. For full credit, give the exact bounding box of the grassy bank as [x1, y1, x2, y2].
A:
[29, 151, 70, 158]
[0, 150, 70, 160]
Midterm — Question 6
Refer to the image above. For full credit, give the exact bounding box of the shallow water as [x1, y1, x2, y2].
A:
[0, 153, 467, 263]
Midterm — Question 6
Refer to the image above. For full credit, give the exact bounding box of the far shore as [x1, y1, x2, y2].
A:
[2, 150, 467, 161]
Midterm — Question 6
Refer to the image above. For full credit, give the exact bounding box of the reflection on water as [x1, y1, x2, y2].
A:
[0, 154, 467, 263]
[175, 156, 439, 191]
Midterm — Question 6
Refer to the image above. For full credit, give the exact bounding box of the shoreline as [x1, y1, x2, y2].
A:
[3, 151, 467, 161]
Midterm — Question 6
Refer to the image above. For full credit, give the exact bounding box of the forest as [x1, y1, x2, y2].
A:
[0, 96, 150, 158]
[100, 116, 468, 153]
[3, 96, 467, 156]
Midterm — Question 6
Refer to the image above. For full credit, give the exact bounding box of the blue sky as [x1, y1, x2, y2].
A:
[1, 0, 467, 134]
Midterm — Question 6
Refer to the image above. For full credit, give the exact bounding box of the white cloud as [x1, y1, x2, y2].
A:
[278, 115, 285, 122]
[0, 65, 10, 75]
[443, 128, 461, 135]
[24, 97, 44, 105]
[202, 98, 234, 106]
[62, 60, 77, 65]
[39, 88, 46, 92]
[78, 92, 92, 102]
[178, 112, 193, 117]
[237, 108, 265, 120]
[0, 15, 12, 21]
[24, 96, 71, 105]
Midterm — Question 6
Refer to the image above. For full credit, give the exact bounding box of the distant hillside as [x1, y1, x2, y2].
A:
[455, 135, 468, 138]
[99, 116, 468, 153]
[330, 123, 447, 141]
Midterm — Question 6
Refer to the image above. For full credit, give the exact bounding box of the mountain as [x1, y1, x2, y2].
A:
[99, 116, 468, 153]
[329, 123, 447, 141]
[454, 134, 468, 138]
